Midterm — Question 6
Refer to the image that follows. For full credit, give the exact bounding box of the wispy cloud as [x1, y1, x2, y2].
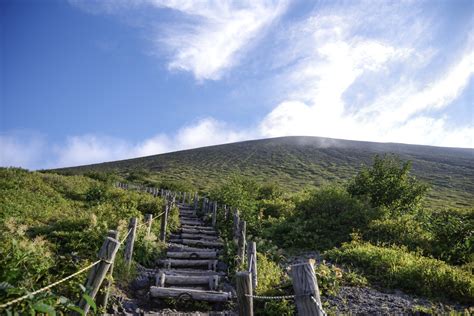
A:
[70, 0, 288, 81]
[259, 1, 474, 147]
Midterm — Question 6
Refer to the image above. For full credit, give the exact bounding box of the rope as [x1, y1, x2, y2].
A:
[0, 260, 102, 310]
[245, 294, 296, 300]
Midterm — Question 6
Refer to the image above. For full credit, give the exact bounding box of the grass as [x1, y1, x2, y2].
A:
[52, 136, 474, 209]
[326, 238, 474, 303]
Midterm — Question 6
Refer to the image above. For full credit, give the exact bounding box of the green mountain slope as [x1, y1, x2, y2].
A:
[54, 136, 474, 208]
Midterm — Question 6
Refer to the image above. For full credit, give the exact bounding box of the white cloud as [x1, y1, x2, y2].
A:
[259, 3, 474, 148]
[0, 132, 46, 169]
[149, 0, 287, 80]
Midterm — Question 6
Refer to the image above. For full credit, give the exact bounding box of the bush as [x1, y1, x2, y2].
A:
[347, 155, 428, 213]
[270, 186, 381, 250]
[326, 238, 474, 303]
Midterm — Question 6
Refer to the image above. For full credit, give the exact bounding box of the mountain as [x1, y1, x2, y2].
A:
[54, 136, 474, 208]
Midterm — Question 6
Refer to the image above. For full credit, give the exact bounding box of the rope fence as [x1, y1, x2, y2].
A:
[0, 260, 102, 310]
[1, 183, 172, 311]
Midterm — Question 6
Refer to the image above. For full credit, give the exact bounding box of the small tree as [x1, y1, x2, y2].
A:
[347, 155, 428, 214]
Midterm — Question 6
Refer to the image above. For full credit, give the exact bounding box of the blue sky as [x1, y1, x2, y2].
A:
[1, 0, 473, 169]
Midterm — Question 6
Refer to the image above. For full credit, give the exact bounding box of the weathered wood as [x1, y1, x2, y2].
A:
[181, 233, 220, 241]
[167, 251, 217, 259]
[79, 236, 120, 314]
[158, 259, 218, 270]
[212, 202, 217, 227]
[181, 228, 216, 235]
[145, 213, 153, 237]
[150, 287, 231, 302]
[157, 269, 225, 277]
[175, 238, 223, 248]
[96, 230, 118, 311]
[156, 274, 219, 290]
[181, 225, 215, 231]
[124, 217, 137, 268]
[289, 261, 324, 316]
[160, 204, 169, 242]
[167, 244, 217, 253]
[233, 209, 240, 242]
[181, 219, 205, 226]
[236, 271, 253, 316]
[247, 241, 258, 291]
[237, 221, 246, 265]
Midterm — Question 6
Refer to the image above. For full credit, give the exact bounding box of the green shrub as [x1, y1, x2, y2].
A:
[326, 238, 474, 303]
[269, 186, 381, 250]
[347, 154, 429, 213]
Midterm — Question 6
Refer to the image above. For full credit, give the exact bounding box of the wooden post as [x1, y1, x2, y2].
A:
[236, 271, 253, 316]
[224, 205, 228, 221]
[145, 214, 153, 236]
[212, 202, 217, 227]
[96, 230, 118, 311]
[233, 209, 240, 242]
[289, 261, 324, 316]
[79, 235, 120, 314]
[160, 204, 169, 242]
[194, 193, 198, 210]
[247, 241, 257, 291]
[237, 220, 246, 266]
[183, 192, 186, 204]
[124, 217, 137, 268]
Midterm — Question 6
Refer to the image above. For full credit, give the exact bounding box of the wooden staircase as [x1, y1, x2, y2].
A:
[149, 202, 234, 311]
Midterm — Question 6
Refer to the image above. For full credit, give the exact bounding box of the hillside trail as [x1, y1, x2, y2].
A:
[116, 201, 236, 315]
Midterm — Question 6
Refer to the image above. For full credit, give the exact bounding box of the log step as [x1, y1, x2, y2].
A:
[156, 273, 219, 290]
[181, 225, 215, 231]
[149, 286, 231, 302]
[157, 259, 218, 270]
[180, 239, 223, 248]
[180, 233, 220, 241]
[181, 228, 217, 235]
[167, 251, 217, 259]
[158, 269, 225, 277]
[167, 243, 217, 253]
[181, 220, 205, 226]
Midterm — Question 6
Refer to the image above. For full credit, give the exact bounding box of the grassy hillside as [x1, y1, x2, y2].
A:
[54, 136, 474, 209]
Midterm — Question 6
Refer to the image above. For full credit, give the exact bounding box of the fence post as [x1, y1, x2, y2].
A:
[145, 213, 153, 237]
[194, 193, 198, 210]
[212, 202, 217, 227]
[233, 209, 240, 243]
[289, 261, 324, 316]
[96, 230, 118, 311]
[237, 220, 246, 266]
[124, 217, 137, 268]
[247, 241, 257, 291]
[236, 271, 253, 316]
[79, 235, 120, 314]
[160, 203, 169, 242]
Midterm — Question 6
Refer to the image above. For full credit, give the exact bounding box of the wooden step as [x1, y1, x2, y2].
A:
[167, 243, 217, 253]
[157, 269, 225, 277]
[170, 238, 224, 248]
[181, 220, 205, 226]
[181, 228, 217, 235]
[180, 233, 220, 241]
[156, 273, 219, 290]
[181, 225, 215, 231]
[149, 286, 231, 302]
[167, 251, 217, 259]
[157, 259, 218, 270]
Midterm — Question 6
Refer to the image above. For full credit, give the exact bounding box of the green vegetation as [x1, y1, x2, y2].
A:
[2, 136, 473, 313]
[205, 154, 473, 312]
[326, 238, 473, 303]
[0, 168, 171, 314]
[54, 136, 474, 209]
